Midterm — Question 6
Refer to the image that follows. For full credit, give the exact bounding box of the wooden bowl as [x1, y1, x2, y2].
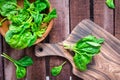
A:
[0, 1, 54, 45]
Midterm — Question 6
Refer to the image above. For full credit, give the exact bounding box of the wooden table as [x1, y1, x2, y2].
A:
[0, 0, 120, 80]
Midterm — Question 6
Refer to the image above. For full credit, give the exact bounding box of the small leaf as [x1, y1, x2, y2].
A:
[73, 53, 92, 71]
[43, 8, 57, 23]
[51, 61, 66, 76]
[51, 65, 62, 76]
[15, 64, 26, 79]
[86, 42, 100, 47]
[15, 56, 33, 67]
[34, 2, 47, 12]
[24, 0, 30, 9]
[106, 0, 115, 9]
[31, 11, 43, 26]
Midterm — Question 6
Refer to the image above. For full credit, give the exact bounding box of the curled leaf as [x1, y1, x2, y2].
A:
[106, 0, 115, 9]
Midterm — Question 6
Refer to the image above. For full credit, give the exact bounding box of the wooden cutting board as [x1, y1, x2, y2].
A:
[35, 19, 120, 80]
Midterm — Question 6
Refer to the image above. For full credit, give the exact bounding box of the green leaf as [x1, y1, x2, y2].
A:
[15, 64, 26, 79]
[106, 0, 115, 9]
[43, 8, 57, 23]
[5, 30, 37, 49]
[63, 35, 104, 71]
[51, 65, 62, 76]
[24, 0, 30, 9]
[34, 1, 47, 12]
[95, 38, 104, 44]
[73, 53, 87, 71]
[0, 2, 17, 16]
[35, 0, 50, 9]
[51, 61, 66, 76]
[35, 28, 46, 37]
[9, 9, 30, 25]
[86, 42, 100, 47]
[9, 24, 23, 33]
[15, 56, 33, 67]
[31, 11, 43, 26]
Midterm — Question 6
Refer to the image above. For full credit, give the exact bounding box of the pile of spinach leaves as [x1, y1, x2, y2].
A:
[0, 0, 57, 49]
[63, 35, 104, 71]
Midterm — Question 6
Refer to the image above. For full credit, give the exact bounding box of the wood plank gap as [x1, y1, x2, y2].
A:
[0, 36, 4, 80]
[90, 0, 94, 21]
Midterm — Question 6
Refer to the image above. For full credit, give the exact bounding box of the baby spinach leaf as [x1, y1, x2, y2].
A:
[15, 56, 33, 67]
[0, 2, 17, 16]
[9, 24, 23, 33]
[43, 8, 57, 23]
[9, 9, 30, 25]
[1, 53, 33, 79]
[31, 11, 43, 26]
[34, 1, 47, 12]
[106, 0, 115, 9]
[35, 0, 50, 9]
[63, 35, 104, 71]
[35, 28, 46, 37]
[24, 0, 30, 9]
[73, 53, 87, 71]
[15, 64, 26, 79]
[51, 61, 66, 76]
[51, 65, 62, 76]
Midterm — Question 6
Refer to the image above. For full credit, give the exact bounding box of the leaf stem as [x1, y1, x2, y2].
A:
[0, 18, 7, 26]
[61, 61, 66, 66]
[1, 53, 15, 63]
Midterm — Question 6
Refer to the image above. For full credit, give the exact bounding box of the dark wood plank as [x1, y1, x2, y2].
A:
[70, 0, 90, 30]
[49, 0, 71, 80]
[25, 47, 46, 80]
[70, 0, 90, 79]
[3, 41, 25, 80]
[0, 36, 4, 80]
[94, 0, 114, 34]
[115, 0, 120, 39]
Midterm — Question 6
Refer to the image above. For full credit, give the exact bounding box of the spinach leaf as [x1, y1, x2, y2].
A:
[34, 1, 47, 12]
[1, 53, 33, 79]
[73, 53, 92, 71]
[51, 61, 66, 76]
[43, 8, 57, 23]
[31, 11, 43, 26]
[35, 28, 46, 37]
[9, 9, 30, 25]
[15, 64, 26, 79]
[63, 35, 104, 71]
[15, 56, 33, 67]
[106, 0, 115, 9]
[0, 2, 17, 16]
[35, 0, 50, 9]
[24, 0, 31, 9]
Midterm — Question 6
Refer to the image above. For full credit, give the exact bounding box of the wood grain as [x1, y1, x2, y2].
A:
[36, 19, 120, 80]
[115, 0, 120, 39]
[25, 47, 46, 80]
[94, 0, 114, 34]
[49, 0, 71, 80]
[70, 0, 90, 79]
[70, 0, 90, 30]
